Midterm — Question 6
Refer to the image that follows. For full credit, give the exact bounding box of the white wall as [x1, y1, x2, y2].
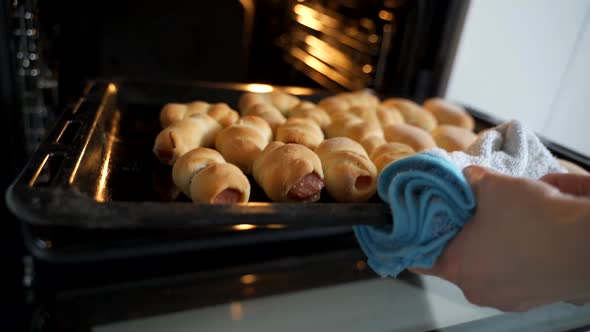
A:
[543, 16, 590, 155]
[445, 0, 590, 156]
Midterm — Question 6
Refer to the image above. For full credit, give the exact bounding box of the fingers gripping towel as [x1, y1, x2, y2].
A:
[354, 120, 565, 277]
[353, 153, 476, 277]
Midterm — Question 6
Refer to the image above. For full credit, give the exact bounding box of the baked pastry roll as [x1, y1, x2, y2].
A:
[350, 105, 381, 129]
[205, 103, 241, 128]
[238, 91, 300, 116]
[153, 114, 221, 165]
[383, 123, 436, 151]
[159, 103, 187, 127]
[382, 98, 437, 132]
[432, 125, 477, 152]
[317, 96, 350, 115]
[275, 117, 325, 150]
[253, 142, 325, 202]
[325, 109, 384, 154]
[159, 102, 238, 128]
[358, 135, 387, 156]
[370, 142, 415, 173]
[242, 103, 286, 134]
[352, 91, 380, 108]
[325, 111, 364, 138]
[172, 148, 250, 204]
[318, 90, 380, 115]
[290, 100, 316, 112]
[214, 115, 272, 174]
[315, 137, 378, 202]
[376, 104, 405, 128]
[423, 98, 475, 131]
[289, 102, 331, 129]
[345, 123, 386, 155]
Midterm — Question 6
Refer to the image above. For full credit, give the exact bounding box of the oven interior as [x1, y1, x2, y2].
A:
[5, 2, 590, 331]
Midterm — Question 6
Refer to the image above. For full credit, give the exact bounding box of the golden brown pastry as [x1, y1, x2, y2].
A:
[432, 125, 477, 152]
[153, 114, 221, 165]
[159, 101, 239, 128]
[370, 142, 416, 173]
[275, 117, 324, 150]
[324, 109, 384, 154]
[383, 123, 436, 151]
[290, 100, 316, 112]
[345, 123, 385, 155]
[315, 137, 378, 202]
[359, 135, 387, 156]
[289, 102, 331, 129]
[171, 147, 225, 196]
[270, 91, 301, 115]
[350, 105, 381, 129]
[376, 104, 405, 128]
[205, 103, 241, 128]
[325, 111, 364, 138]
[253, 142, 325, 202]
[318, 90, 380, 115]
[382, 98, 437, 132]
[159, 103, 188, 128]
[353, 90, 381, 107]
[172, 148, 250, 204]
[214, 115, 272, 174]
[423, 98, 475, 130]
[185, 101, 210, 115]
[557, 159, 590, 175]
[317, 95, 350, 115]
[238, 92, 265, 114]
[243, 103, 286, 134]
[238, 91, 300, 116]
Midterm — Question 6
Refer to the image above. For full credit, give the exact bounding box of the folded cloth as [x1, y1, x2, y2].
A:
[353, 153, 476, 277]
[427, 120, 565, 178]
[354, 120, 565, 277]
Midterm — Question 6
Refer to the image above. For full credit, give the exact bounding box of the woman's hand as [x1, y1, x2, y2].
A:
[412, 166, 590, 312]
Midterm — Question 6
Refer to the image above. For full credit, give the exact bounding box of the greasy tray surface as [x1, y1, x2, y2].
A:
[7, 80, 391, 229]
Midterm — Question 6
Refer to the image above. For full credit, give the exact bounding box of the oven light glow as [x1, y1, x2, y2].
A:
[362, 64, 373, 74]
[230, 302, 244, 321]
[379, 10, 394, 21]
[290, 47, 351, 88]
[282, 87, 316, 95]
[293, 4, 312, 17]
[266, 224, 287, 229]
[295, 14, 323, 31]
[232, 224, 257, 231]
[240, 274, 258, 285]
[293, 4, 338, 28]
[355, 260, 368, 271]
[107, 83, 117, 93]
[95, 110, 121, 202]
[245, 83, 273, 93]
[245, 202, 272, 207]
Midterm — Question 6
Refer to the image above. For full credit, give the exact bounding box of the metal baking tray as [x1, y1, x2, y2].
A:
[5, 80, 383, 262]
[8, 80, 393, 228]
[7, 80, 589, 262]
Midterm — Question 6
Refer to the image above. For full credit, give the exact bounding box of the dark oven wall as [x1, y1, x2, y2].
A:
[41, 0, 251, 106]
[38, 0, 466, 107]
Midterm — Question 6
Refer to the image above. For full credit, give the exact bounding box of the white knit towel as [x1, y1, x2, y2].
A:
[425, 120, 566, 179]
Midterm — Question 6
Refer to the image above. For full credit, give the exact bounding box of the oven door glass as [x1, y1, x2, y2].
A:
[50, 250, 590, 332]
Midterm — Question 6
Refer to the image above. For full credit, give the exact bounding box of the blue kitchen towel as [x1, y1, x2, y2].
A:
[353, 153, 476, 277]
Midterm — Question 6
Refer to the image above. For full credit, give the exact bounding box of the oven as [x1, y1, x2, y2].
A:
[2, 1, 590, 331]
